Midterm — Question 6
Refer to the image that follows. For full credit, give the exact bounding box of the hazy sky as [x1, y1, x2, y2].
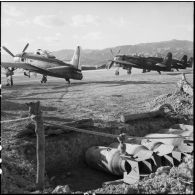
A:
[1, 2, 194, 53]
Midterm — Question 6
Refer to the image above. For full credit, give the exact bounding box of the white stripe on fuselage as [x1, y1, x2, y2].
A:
[23, 55, 72, 70]
[25, 58, 55, 69]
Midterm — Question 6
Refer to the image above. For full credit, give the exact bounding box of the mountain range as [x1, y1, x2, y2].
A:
[1, 39, 193, 66]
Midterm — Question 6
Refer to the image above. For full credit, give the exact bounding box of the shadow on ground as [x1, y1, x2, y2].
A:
[2, 80, 175, 90]
[1, 100, 57, 112]
[165, 72, 192, 76]
[50, 164, 120, 192]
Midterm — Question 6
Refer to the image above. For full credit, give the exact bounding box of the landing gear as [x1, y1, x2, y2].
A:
[65, 78, 70, 84]
[41, 75, 47, 83]
[115, 70, 119, 75]
[115, 67, 120, 76]
[127, 68, 132, 75]
[10, 76, 13, 86]
[157, 70, 161, 75]
[24, 71, 30, 78]
[6, 75, 13, 86]
[5, 68, 14, 87]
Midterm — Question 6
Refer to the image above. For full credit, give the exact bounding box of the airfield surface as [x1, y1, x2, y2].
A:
[1, 68, 193, 123]
[1, 68, 193, 192]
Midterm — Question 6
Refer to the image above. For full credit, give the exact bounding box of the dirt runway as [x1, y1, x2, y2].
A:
[1, 67, 193, 193]
[1, 68, 193, 123]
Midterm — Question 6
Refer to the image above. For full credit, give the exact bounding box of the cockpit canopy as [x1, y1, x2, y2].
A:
[35, 49, 56, 58]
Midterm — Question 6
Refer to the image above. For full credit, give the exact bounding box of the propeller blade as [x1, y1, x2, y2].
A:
[22, 43, 29, 52]
[2, 46, 15, 57]
[110, 49, 114, 57]
[117, 49, 121, 55]
[107, 61, 114, 69]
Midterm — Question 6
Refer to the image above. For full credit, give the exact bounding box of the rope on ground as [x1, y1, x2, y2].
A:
[44, 121, 117, 138]
[43, 121, 192, 140]
[0, 116, 35, 124]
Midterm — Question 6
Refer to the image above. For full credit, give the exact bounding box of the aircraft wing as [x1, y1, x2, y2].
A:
[112, 60, 139, 67]
[97, 64, 107, 69]
[1, 62, 54, 76]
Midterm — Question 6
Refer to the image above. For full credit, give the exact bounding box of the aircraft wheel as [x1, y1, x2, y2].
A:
[41, 76, 47, 83]
[127, 70, 131, 74]
[65, 78, 70, 84]
[115, 71, 119, 76]
[10, 77, 13, 86]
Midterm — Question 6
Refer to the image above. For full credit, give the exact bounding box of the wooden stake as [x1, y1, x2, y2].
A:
[27, 101, 45, 191]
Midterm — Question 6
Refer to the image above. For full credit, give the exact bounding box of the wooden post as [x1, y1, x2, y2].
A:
[27, 101, 45, 191]
[117, 133, 126, 155]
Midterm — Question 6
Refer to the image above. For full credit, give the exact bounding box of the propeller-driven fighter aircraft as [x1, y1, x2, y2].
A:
[187, 57, 193, 68]
[107, 50, 173, 75]
[171, 55, 188, 70]
[1, 43, 84, 86]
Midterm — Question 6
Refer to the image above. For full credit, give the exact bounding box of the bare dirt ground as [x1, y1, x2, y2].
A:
[1, 68, 193, 122]
[1, 68, 193, 193]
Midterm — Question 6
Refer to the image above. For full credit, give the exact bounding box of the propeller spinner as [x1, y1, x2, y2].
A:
[2, 43, 29, 58]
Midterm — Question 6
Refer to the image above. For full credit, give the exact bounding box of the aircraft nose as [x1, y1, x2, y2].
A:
[114, 57, 118, 61]
[14, 57, 20, 62]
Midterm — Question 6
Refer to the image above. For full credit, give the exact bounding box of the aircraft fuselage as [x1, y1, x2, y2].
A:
[114, 55, 171, 72]
[14, 53, 83, 80]
[112, 53, 189, 73]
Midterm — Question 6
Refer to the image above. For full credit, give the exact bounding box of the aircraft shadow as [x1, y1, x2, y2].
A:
[47, 80, 175, 91]
[70, 80, 175, 87]
[52, 80, 176, 92]
[5, 88, 76, 100]
[2, 80, 173, 100]
[165, 72, 192, 76]
[21, 89, 70, 98]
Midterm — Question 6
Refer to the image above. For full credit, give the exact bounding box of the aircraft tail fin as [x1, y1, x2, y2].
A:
[187, 57, 193, 67]
[163, 52, 172, 69]
[70, 46, 81, 70]
[181, 55, 187, 65]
